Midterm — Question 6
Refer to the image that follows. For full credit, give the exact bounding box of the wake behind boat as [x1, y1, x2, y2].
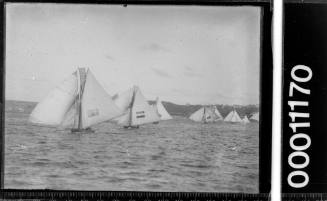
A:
[29, 68, 123, 133]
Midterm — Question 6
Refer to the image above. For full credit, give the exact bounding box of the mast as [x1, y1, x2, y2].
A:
[155, 97, 160, 117]
[202, 107, 206, 123]
[128, 86, 137, 127]
[76, 68, 87, 129]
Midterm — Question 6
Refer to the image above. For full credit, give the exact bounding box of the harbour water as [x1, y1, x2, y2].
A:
[5, 100, 259, 192]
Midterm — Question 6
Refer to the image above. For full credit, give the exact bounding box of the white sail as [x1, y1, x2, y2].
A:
[203, 106, 216, 122]
[81, 70, 123, 128]
[189, 107, 205, 122]
[241, 115, 250, 124]
[116, 109, 131, 125]
[189, 106, 220, 123]
[112, 88, 134, 123]
[29, 73, 78, 125]
[154, 97, 172, 120]
[250, 112, 259, 121]
[61, 100, 78, 127]
[224, 110, 242, 122]
[213, 106, 223, 121]
[130, 86, 160, 126]
[113, 88, 134, 111]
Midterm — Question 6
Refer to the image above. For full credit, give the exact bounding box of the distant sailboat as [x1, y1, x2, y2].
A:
[29, 68, 123, 133]
[189, 106, 220, 123]
[241, 115, 250, 124]
[152, 97, 173, 121]
[212, 105, 223, 121]
[250, 112, 259, 122]
[224, 109, 242, 123]
[113, 86, 160, 128]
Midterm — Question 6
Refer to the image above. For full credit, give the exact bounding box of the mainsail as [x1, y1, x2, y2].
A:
[30, 68, 122, 130]
[212, 106, 223, 121]
[241, 115, 250, 124]
[189, 107, 205, 122]
[153, 97, 172, 120]
[29, 73, 78, 125]
[250, 112, 259, 121]
[224, 109, 242, 122]
[114, 86, 160, 127]
[80, 70, 123, 128]
[113, 88, 134, 111]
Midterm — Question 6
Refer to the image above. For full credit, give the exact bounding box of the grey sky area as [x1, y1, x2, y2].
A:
[6, 3, 261, 105]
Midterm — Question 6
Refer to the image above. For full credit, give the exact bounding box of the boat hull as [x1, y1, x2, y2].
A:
[123, 125, 140, 129]
[71, 127, 95, 133]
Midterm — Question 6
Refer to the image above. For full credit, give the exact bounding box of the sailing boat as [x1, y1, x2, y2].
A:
[250, 112, 259, 122]
[241, 115, 250, 124]
[152, 97, 173, 121]
[224, 109, 242, 123]
[212, 105, 223, 121]
[29, 68, 123, 133]
[189, 106, 220, 123]
[113, 86, 160, 128]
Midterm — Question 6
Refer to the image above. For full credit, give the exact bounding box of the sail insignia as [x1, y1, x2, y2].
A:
[130, 86, 160, 126]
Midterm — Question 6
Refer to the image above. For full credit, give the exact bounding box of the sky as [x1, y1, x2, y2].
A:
[5, 3, 261, 105]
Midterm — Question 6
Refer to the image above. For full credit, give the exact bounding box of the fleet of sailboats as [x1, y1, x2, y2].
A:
[189, 106, 255, 124]
[29, 68, 258, 131]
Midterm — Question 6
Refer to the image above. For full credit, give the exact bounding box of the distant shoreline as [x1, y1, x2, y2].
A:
[5, 99, 259, 118]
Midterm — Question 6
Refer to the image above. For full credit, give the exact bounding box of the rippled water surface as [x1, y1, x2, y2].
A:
[5, 102, 259, 192]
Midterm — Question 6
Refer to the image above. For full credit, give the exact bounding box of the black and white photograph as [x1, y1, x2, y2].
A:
[5, 3, 261, 192]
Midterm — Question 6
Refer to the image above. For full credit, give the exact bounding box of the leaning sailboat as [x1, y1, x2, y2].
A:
[29, 68, 123, 133]
[113, 86, 160, 128]
[152, 97, 172, 121]
[224, 109, 242, 123]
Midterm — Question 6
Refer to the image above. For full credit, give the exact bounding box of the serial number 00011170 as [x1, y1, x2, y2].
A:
[287, 65, 312, 188]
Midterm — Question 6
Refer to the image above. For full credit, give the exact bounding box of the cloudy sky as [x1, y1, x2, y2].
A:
[6, 3, 261, 105]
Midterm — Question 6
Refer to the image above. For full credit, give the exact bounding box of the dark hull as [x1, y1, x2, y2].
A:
[123, 125, 140, 129]
[71, 128, 95, 133]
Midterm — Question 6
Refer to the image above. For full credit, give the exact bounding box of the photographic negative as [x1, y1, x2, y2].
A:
[4, 3, 264, 192]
